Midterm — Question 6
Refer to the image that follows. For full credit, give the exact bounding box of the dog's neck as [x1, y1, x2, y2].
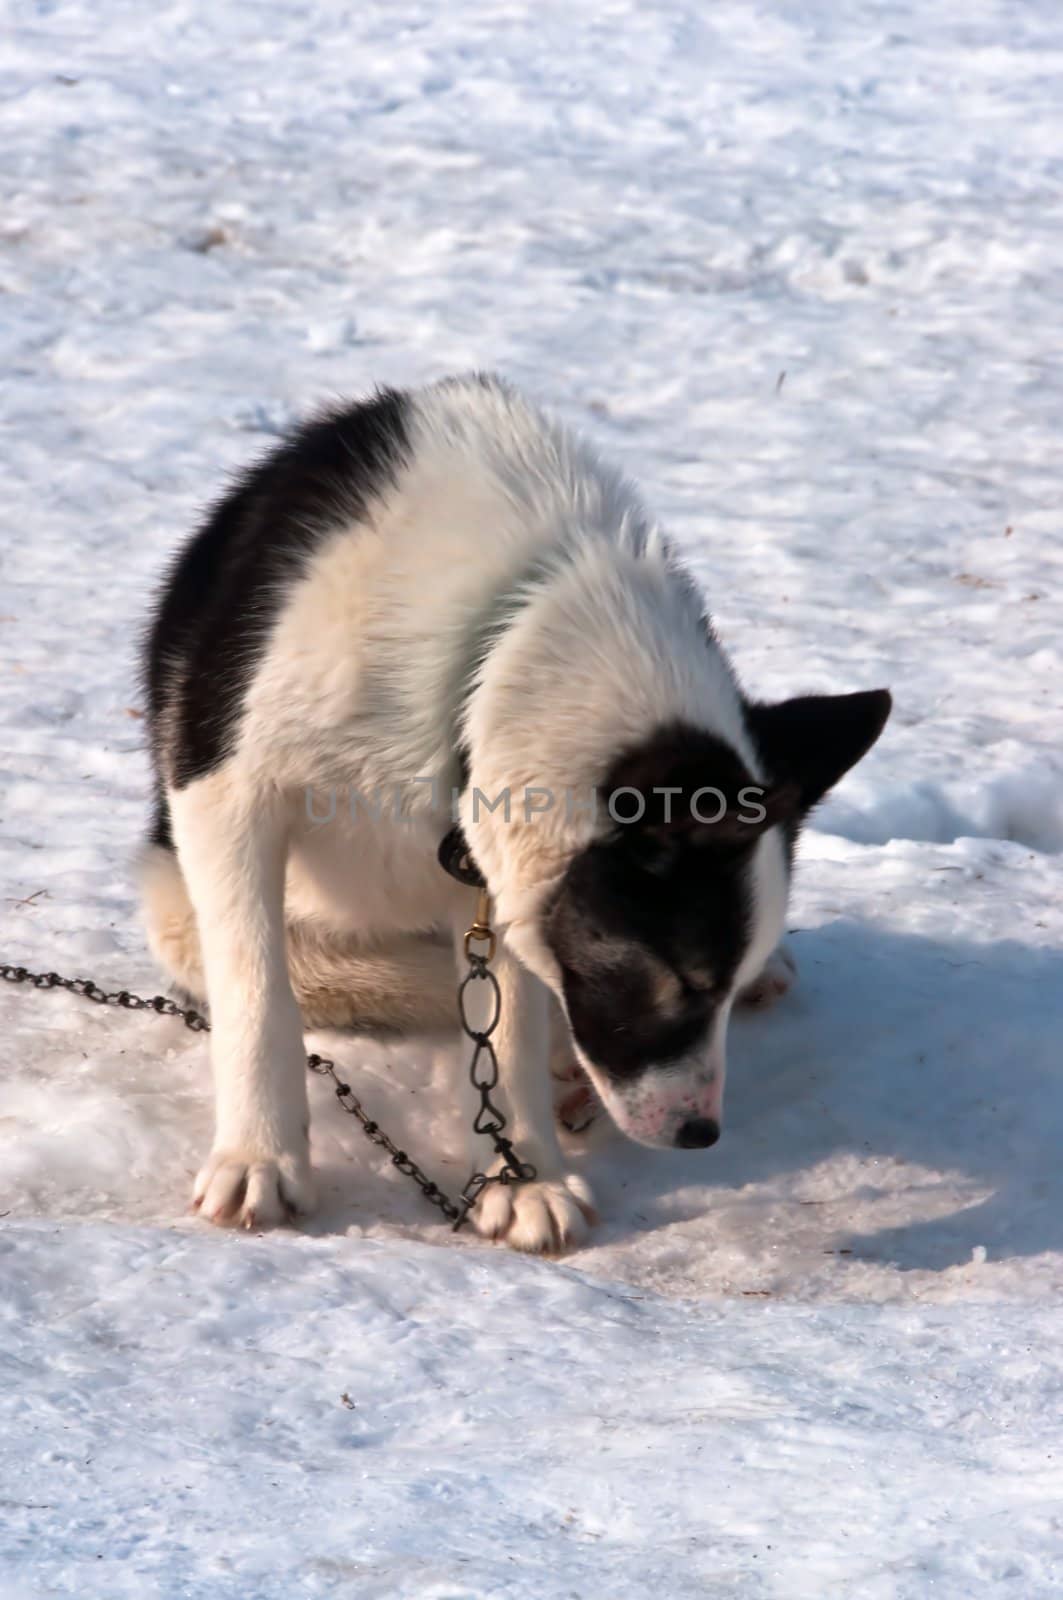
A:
[457, 534, 757, 916]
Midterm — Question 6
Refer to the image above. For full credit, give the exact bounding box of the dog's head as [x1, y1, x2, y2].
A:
[533, 689, 891, 1149]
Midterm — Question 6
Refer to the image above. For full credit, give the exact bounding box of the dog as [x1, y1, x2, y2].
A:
[141, 373, 890, 1252]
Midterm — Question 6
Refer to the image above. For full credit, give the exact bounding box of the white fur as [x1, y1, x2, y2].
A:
[146, 377, 793, 1249]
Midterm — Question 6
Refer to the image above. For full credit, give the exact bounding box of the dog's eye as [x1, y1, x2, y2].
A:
[621, 831, 680, 876]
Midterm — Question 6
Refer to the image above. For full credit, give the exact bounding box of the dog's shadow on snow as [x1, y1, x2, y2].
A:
[303, 918, 1063, 1277]
[577, 919, 1063, 1274]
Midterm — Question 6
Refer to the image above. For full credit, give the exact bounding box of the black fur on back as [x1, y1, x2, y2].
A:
[144, 388, 411, 802]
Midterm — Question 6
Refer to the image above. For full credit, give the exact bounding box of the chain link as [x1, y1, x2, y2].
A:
[305, 1049, 462, 1222]
[453, 936, 537, 1230]
[0, 963, 210, 1030]
[2, 905, 536, 1232]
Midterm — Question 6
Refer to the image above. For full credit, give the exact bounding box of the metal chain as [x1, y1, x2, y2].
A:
[0, 963, 211, 1030]
[452, 891, 538, 1227]
[305, 1050, 462, 1223]
[2, 899, 536, 1231]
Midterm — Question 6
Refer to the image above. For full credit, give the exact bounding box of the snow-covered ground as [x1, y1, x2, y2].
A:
[3, 1, 1063, 1593]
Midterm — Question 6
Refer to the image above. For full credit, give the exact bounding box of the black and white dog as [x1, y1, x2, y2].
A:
[142, 374, 889, 1252]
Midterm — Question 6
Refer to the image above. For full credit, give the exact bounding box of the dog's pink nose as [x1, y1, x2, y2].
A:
[675, 1116, 720, 1149]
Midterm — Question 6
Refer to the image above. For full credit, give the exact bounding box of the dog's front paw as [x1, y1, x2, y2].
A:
[193, 1146, 317, 1229]
[737, 943, 797, 1009]
[473, 1169, 597, 1254]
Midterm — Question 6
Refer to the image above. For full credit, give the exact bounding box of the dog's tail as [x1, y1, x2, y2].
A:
[139, 844, 457, 1035]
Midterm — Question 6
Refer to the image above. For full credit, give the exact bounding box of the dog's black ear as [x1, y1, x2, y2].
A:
[745, 689, 892, 812]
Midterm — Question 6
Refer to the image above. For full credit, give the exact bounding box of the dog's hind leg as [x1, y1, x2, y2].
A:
[140, 841, 206, 1004]
[736, 941, 797, 1009]
[548, 999, 599, 1134]
[142, 838, 457, 1036]
[141, 843, 456, 1035]
[286, 924, 456, 1036]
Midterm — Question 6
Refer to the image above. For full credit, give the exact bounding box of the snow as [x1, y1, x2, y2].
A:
[3, 0, 1063, 1593]
[5, 1226, 1063, 1600]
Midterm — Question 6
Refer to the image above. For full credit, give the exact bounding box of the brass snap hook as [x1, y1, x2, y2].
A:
[463, 886, 496, 963]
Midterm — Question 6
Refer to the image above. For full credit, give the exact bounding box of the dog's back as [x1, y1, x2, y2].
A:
[146, 372, 728, 813]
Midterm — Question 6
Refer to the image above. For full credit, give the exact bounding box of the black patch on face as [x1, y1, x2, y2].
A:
[545, 834, 752, 1078]
[144, 388, 411, 789]
[545, 725, 773, 1081]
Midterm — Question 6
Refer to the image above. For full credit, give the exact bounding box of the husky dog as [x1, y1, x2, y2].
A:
[142, 375, 890, 1252]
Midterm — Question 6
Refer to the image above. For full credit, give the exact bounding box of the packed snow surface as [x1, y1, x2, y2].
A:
[2, 1, 1062, 1594]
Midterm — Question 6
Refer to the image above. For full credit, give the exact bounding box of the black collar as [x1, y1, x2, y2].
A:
[437, 822, 486, 887]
